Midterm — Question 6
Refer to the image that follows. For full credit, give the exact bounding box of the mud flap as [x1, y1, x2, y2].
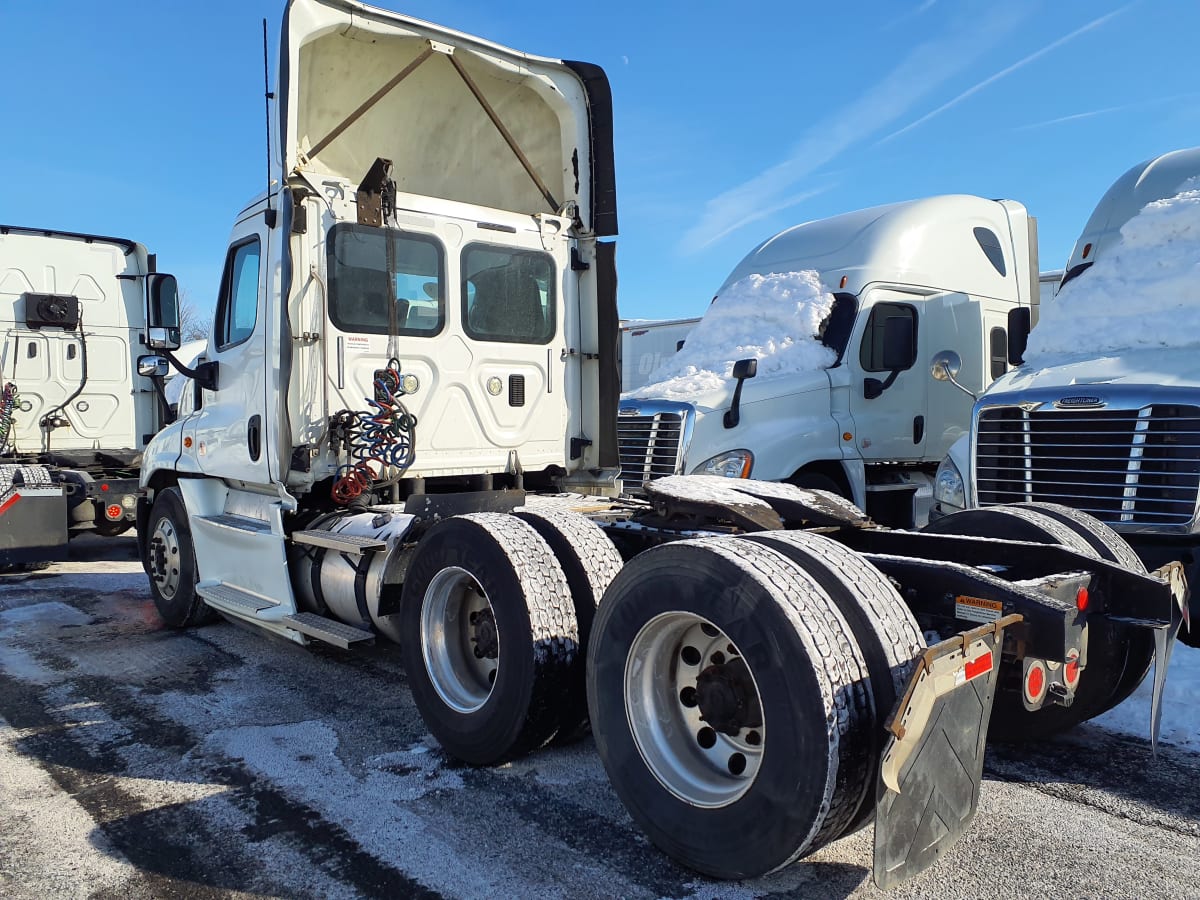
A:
[0, 466, 68, 567]
[873, 615, 1021, 890]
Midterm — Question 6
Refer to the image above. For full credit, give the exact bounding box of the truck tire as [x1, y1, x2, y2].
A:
[587, 536, 873, 879]
[145, 487, 214, 628]
[515, 508, 623, 742]
[1012, 502, 1154, 713]
[741, 530, 925, 832]
[922, 505, 1141, 741]
[399, 513, 578, 765]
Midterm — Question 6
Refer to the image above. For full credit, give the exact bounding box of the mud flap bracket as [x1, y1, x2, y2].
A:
[873, 614, 1021, 890]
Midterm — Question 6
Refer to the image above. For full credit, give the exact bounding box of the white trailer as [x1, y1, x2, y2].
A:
[130, 0, 1184, 888]
[620, 316, 700, 391]
[0, 226, 169, 566]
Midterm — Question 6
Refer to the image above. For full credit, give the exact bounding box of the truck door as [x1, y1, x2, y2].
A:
[184, 217, 271, 484]
[846, 290, 928, 461]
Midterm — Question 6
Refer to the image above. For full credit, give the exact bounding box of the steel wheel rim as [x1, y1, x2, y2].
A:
[421, 566, 498, 713]
[625, 612, 765, 808]
[149, 515, 182, 600]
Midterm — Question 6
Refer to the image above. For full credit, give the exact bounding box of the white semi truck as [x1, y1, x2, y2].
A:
[133, 0, 1186, 888]
[618, 196, 1040, 528]
[935, 147, 1200, 646]
[1, 225, 172, 567]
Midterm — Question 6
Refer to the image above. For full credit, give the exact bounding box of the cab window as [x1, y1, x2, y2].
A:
[462, 245, 555, 345]
[215, 238, 261, 350]
[859, 302, 917, 372]
[327, 223, 444, 336]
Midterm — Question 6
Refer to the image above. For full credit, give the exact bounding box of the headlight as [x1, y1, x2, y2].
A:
[933, 457, 965, 510]
[691, 450, 753, 479]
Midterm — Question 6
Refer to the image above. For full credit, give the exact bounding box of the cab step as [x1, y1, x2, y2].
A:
[195, 513, 274, 535]
[281, 612, 375, 649]
[197, 581, 277, 614]
[291, 530, 387, 555]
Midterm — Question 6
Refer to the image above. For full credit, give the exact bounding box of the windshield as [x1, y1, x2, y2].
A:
[327, 223, 444, 336]
[626, 270, 842, 400]
[1025, 178, 1200, 361]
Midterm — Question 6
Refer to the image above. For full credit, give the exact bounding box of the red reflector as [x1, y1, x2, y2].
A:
[1065, 659, 1080, 686]
[1027, 664, 1045, 699]
[1082, 242, 1092, 259]
[106, 504, 123, 520]
[0, 493, 21, 516]
[964, 651, 993, 681]
[100, 483, 110, 491]
[1076, 587, 1089, 611]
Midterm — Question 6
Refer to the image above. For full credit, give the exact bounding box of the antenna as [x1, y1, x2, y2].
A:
[263, 18, 277, 229]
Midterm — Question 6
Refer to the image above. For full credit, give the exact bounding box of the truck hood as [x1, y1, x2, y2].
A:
[623, 369, 830, 415]
[988, 347, 1200, 396]
[280, 0, 615, 233]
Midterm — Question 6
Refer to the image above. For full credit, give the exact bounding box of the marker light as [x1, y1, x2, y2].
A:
[1082, 242, 1092, 259]
[1076, 586, 1089, 611]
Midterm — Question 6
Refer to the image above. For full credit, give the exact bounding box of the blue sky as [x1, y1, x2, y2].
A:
[3, 1, 1198, 322]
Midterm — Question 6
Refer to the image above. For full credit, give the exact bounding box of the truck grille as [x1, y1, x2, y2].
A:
[975, 405, 1200, 527]
[618, 412, 686, 485]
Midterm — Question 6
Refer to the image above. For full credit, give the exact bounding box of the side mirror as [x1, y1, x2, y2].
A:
[723, 357, 759, 429]
[881, 316, 916, 371]
[146, 273, 182, 351]
[930, 350, 962, 382]
[930, 349, 977, 400]
[137, 354, 170, 378]
[1007, 307, 1031, 365]
[731, 358, 758, 381]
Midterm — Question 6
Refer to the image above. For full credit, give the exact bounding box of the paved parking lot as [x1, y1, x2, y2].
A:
[2, 537, 1199, 899]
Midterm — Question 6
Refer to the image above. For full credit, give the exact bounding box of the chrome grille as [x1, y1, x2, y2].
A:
[975, 404, 1200, 527]
[618, 412, 685, 485]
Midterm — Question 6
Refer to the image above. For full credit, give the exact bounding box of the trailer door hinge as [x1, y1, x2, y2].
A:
[560, 348, 600, 361]
[570, 436, 592, 460]
[570, 247, 590, 271]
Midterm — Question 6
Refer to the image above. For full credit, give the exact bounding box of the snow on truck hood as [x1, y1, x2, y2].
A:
[625, 271, 837, 406]
[1024, 177, 1200, 362]
[281, 0, 610, 231]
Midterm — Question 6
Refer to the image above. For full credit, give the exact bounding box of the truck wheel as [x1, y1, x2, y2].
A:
[515, 508, 623, 742]
[1012, 502, 1154, 713]
[400, 513, 578, 765]
[741, 530, 925, 832]
[923, 505, 1140, 740]
[587, 537, 872, 879]
[145, 487, 214, 628]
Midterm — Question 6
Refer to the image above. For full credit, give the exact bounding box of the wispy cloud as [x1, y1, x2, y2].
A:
[679, 6, 1028, 254]
[1014, 93, 1200, 132]
[878, 5, 1130, 145]
[884, 0, 940, 31]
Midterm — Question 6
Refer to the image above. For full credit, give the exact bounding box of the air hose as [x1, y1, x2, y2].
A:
[0, 382, 18, 453]
[330, 358, 417, 505]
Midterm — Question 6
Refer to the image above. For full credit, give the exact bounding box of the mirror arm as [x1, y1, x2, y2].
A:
[864, 368, 901, 400]
[724, 377, 748, 428]
[163, 350, 219, 392]
[945, 374, 978, 401]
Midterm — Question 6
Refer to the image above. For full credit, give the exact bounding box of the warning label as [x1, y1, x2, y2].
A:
[345, 335, 371, 352]
[955, 595, 1004, 624]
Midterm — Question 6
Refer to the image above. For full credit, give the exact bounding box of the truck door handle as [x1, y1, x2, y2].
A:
[913, 415, 925, 444]
[248, 414, 262, 461]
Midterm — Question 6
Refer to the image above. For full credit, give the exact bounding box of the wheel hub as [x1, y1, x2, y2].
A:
[696, 658, 762, 736]
[471, 608, 499, 659]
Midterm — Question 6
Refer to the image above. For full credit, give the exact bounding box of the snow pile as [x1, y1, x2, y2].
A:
[1091, 638, 1200, 751]
[626, 271, 837, 400]
[1026, 177, 1200, 361]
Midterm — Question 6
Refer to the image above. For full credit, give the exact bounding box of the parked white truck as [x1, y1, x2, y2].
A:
[618, 195, 1040, 528]
[934, 147, 1200, 646]
[1, 225, 171, 567]
[132, 0, 1186, 888]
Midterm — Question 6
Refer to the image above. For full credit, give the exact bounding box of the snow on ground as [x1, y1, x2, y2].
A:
[1091, 637, 1200, 751]
[626, 271, 836, 400]
[1026, 177, 1200, 361]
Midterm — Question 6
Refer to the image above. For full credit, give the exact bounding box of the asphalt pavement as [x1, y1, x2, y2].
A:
[2, 536, 1198, 899]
